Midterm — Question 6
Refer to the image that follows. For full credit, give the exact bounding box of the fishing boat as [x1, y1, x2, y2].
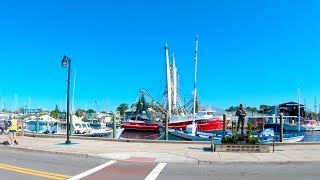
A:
[121, 37, 229, 131]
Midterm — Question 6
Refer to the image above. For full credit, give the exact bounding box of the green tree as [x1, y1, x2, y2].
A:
[50, 111, 59, 119]
[75, 109, 84, 117]
[226, 106, 238, 112]
[55, 105, 59, 112]
[50, 105, 60, 119]
[246, 107, 258, 113]
[259, 104, 271, 114]
[117, 103, 128, 116]
[86, 109, 95, 114]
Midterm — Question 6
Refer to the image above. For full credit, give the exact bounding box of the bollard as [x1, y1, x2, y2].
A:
[36, 113, 39, 134]
[165, 114, 169, 140]
[113, 113, 116, 138]
[223, 113, 227, 132]
[273, 135, 275, 153]
[70, 114, 74, 136]
[211, 134, 215, 152]
[280, 113, 283, 142]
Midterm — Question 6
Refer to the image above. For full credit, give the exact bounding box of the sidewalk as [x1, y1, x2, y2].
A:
[1, 134, 320, 164]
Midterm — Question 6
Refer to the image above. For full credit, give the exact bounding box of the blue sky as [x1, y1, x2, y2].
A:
[0, 0, 320, 112]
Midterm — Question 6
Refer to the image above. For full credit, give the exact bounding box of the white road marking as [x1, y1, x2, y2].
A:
[67, 160, 117, 180]
[145, 163, 167, 180]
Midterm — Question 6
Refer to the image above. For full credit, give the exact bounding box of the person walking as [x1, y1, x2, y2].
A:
[9, 118, 18, 145]
[0, 120, 4, 135]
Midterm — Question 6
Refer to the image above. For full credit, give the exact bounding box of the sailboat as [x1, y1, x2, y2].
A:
[158, 36, 230, 141]
[283, 88, 320, 131]
[122, 37, 229, 132]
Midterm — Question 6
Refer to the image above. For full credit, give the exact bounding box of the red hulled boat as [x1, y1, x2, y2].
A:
[122, 37, 229, 132]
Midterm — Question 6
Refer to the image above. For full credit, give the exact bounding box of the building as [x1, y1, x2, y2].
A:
[270, 102, 305, 117]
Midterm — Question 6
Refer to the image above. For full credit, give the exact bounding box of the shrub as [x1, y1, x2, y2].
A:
[232, 121, 237, 133]
[221, 136, 230, 143]
[230, 134, 238, 143]
[246, 130, 252, 136]
[221, 134, 238, 144]
[247, 122, 253, 132]
[246, 136, 259, 144]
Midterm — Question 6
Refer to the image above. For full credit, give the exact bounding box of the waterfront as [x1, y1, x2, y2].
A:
[301, 131, 320, 142]
[119, 129, 320, 142]
[120, 130, 161, 140]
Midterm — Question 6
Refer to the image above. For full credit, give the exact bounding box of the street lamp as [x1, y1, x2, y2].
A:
[61, 55, 71, 144]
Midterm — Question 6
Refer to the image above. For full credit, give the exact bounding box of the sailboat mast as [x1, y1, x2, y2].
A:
[193, 36, 199, 124]
[314, 97, 317, 120]
[15, 93, 18, 112]
[106, 98, 108, 113]
[298, 87, 300, 132]
[0, 97, 2, 112]
[1, 96, 3, 112]
[172, 53, 177, 114]
[165, 44, 172, 117]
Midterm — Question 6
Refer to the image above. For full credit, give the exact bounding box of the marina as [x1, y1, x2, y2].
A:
[1, 1, 320, 180]
[119, 129, 320, 142]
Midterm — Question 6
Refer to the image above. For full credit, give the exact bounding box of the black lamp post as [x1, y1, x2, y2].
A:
[61, 55, 71, 144]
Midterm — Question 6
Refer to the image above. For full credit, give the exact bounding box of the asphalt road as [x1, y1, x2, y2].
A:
[0, 147, 106, 180]
[157, 163, 320, 180]
[1, 147, 320, 180]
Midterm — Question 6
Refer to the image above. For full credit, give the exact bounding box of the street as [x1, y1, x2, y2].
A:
[0, 147, 320, 180]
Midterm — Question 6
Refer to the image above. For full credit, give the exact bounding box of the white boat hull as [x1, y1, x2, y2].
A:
[159, 125, 222, 142]
[74, 128, 124, 138]
[284, 124, 320, 131]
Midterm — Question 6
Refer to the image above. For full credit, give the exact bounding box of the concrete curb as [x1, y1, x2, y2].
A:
[273, 142, 320, 146]
[198, 160, 320, 165]
[2, 145, 92, 158]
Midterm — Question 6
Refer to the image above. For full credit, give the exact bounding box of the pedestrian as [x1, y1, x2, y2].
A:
[9, 118, 18, 145]
[4, 120, 10, 134]
[0, 120, 4, 135]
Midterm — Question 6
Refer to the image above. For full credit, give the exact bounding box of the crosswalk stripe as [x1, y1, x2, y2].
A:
[145, 163, 167, 180]
[67, 160, 117, 180]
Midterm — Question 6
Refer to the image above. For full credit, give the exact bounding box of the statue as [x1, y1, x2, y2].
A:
[236, 104, 247, 134]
